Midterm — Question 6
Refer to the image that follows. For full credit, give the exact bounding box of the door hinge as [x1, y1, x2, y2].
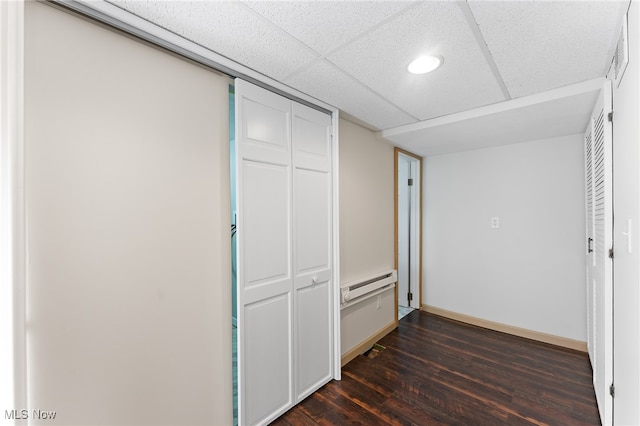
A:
[609, 248, 614, 259]
[408, 292, 413, 302]
[608, 111, 614, 122]
[610, 383, 615, 398]
[408, 178, 414, 186]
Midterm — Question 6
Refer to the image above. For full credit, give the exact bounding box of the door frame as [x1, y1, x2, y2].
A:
[394, 147, 423, 320]
[1, 0, 27, 413]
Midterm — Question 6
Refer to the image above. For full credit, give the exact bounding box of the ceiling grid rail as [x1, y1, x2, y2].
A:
[458, 0, 512, 101]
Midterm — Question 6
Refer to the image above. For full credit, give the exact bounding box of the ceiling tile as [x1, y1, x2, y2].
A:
[285, 60, 416, 130]
[328, 1, 507, 122]
[469, 0, 628, 98]
[108, 0, 626, 135]
[108, 0, 318, 81]
[242, 1, 412, 56]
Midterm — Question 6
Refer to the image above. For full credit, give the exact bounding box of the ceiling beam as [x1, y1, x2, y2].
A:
[378, 77, 604, 139]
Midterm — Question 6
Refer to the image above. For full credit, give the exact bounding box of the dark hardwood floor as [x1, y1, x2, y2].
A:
[273, 310, 600, 425]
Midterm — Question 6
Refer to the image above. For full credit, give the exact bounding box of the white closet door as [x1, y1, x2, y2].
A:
[236, 81, 334, 425]
[236, 80, 293, 426]
[585, 80, 613, 425]
[292, 103, 333, 401]
[584, 121, 595, 359]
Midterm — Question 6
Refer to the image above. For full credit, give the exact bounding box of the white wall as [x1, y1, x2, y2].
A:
[612, 2, 640, 424]
[424, 135, 586, 341]
[24, 3, 231, 425]
[339, 119, 395, 356]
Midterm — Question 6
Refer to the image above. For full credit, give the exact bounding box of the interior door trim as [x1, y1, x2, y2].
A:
[394, 147, 423, 321]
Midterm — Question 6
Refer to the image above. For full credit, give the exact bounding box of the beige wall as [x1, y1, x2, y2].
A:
[338, 119, 395, 356]
[339, 119, 395, 283]
[25, 3, 231, 425]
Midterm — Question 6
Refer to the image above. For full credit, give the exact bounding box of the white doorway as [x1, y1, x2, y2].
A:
[396, 149, 422, 319]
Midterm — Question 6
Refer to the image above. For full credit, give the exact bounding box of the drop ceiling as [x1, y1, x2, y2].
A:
[106, 0, 629, 155]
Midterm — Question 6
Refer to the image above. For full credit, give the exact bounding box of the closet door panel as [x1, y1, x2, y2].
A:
[243, 97, 290, 162]
[295, 169, 330, 274]
[242, 161, 290, 292]
[244, 293, 292, 426]
[296, 280, 331, 400]
[292, 103, 333, 401]
[236, 80, 293, 426]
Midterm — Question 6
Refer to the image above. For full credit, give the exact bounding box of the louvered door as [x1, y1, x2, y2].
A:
[584, 80, 613, 425]
[585, 125, 595, 359]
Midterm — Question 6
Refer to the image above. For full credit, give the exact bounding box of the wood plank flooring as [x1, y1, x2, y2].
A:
[272, 310, 600, 425]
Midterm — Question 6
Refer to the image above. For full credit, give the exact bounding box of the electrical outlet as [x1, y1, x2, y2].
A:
[491, 217, 500, 229]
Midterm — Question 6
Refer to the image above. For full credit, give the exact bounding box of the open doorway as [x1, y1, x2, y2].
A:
[395, 148, 422, 321]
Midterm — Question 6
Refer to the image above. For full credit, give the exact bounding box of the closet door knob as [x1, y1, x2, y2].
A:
[312, 276, 319, 284]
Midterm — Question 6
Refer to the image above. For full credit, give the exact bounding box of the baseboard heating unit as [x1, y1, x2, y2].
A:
[340, 270, 397, 309]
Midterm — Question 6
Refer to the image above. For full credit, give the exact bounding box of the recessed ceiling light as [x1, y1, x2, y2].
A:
[407, 55, 443, 74]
